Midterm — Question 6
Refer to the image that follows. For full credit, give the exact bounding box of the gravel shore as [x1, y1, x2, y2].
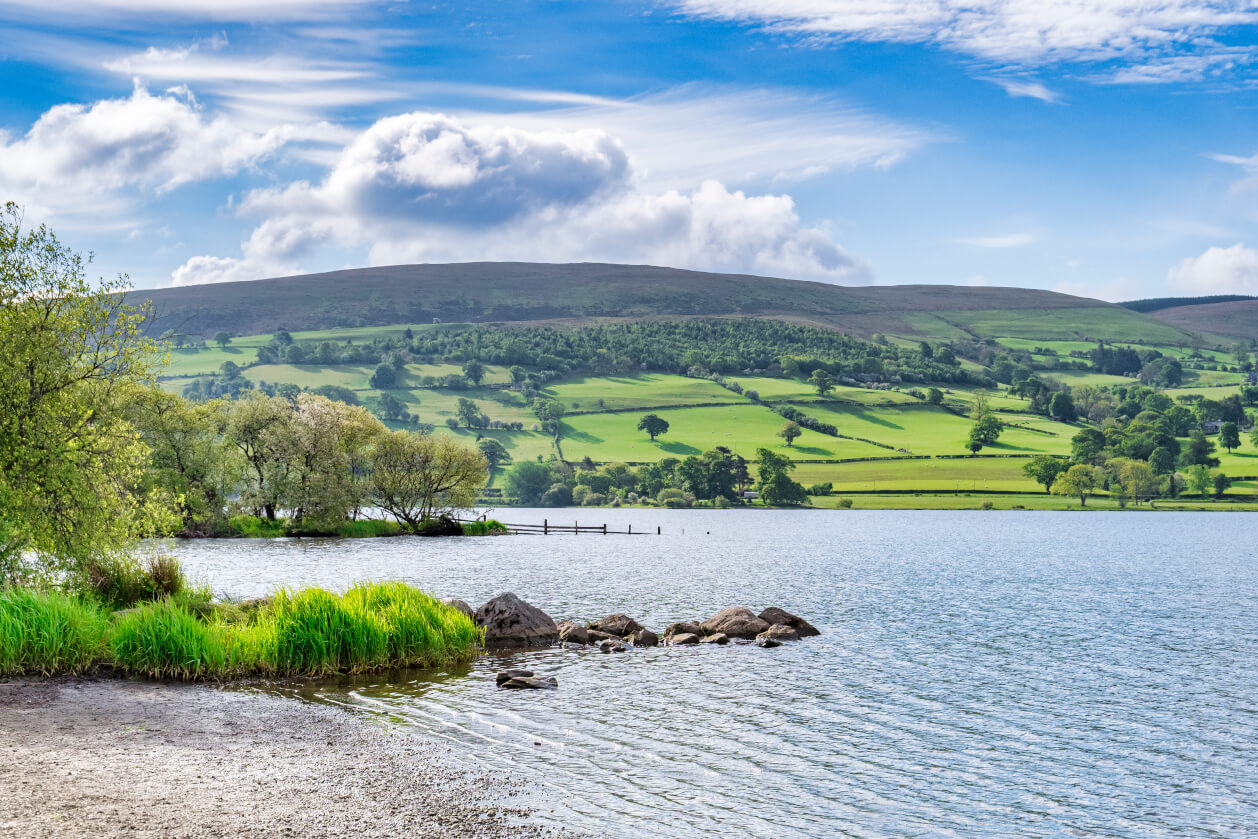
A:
[0, 678, 571, 839]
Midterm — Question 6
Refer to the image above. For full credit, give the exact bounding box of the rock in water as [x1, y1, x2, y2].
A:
[598, 639, 629, 653]
[668, 632, 701, 646]
[664, 621, 705, 639]
[756, 637, 782, 648]
[586, 629, 620, 644]
[500, 675, 559, 690]
[700, 607, 769, 640]
[590, 614, 644, 636]
[557, 620, 589, 644]
[757, 607, 820, 638]
[475, 593, 559, 648]
[442, 598, 475, 620]
[757, 624, 799, 643]
[698, 632, 729, 645]
[496, 668, 535, 686]
[627, 628, 659, 647]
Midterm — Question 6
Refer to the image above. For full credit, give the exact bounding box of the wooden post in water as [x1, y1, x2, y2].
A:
[544, 519, 548, 535]
[657, 525, 661, 535]
[628, 524, 632, 534]
[574, 520, 578, 534]
[602, 523, 607, 535]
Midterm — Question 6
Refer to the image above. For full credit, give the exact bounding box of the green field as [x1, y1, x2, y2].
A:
[543, 374, 741, 411]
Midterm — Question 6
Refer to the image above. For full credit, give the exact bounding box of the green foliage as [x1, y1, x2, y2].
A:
[778, 420, 802, 447]
[637, 413, 670, 441]
[461, 519, 509, 536]
[807, 482, 833, 496]
[262, 587, 388, 675]
[1051, 464, 1102, 506]
[78, 552, 188, 609]
[477, 437, 511, 468]
[0, 589, 107, 676]
[1220, 421, 1241, 453]
[333, 519, 404, 538]
[227, 514, 287, 538]
[755, 448, 808, 506]
[1022, 455, 1067, 493]
[368, 430, 488, 531]
[369, 363, 397, 389]
[108, 599, 227, 680]
[504, 460, 555, 505]
[311, 385, 360, 406]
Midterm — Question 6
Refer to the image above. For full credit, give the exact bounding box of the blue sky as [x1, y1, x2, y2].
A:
[1, 1, 1257, 299]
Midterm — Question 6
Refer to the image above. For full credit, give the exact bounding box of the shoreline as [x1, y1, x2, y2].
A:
[0, 677, 571, 839]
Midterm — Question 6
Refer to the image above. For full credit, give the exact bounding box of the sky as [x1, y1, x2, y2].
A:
[1, 1, 1257, 300]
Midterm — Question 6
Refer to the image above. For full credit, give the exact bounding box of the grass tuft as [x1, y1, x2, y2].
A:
[108, 599, 227, 679]
[0, 589, 108, 676]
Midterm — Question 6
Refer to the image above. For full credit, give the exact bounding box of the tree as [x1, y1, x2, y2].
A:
[277, 394, 384, 529]
[1148, 447, 1175, 476]
[225, 392, 294, 521]
[1051, 464, 1102, 506]
[0, 203, 171, 578]
[1022, 455, 1067, 493]
[967, 413, 1003, 452]
[456, 397, 480, 428]
[1180, 430, 1219, 468]
[504, 460, 553, 505]
[1220, 421, 1241, 453]
[1071, 428, 1107, 464]
[808, 369, 835, 397]
[637, 413, 670, 441]
[755, 448, 808, 506]
[462, 359, 485, 386]
[927, 387, 944, 405]
[369, 430, 487, 531]
[1185, 464, 1213, 498]
[377, 392, 406, 420]
[1049, 391, 1077, 422]
[213, 331, 232, 347]
[477, 438, 511, 470]
[1112, 458, 1160, 505]
[778, 421, 802, 447]
[1250, 424, 1258, 450]
[1213, 471, 1233, 499]
[370, 363, 397, 389]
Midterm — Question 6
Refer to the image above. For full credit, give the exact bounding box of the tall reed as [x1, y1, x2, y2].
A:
[0, 588, 108, 676]
[108, 598, 227, 679]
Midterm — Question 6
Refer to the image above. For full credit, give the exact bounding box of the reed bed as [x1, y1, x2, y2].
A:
[0, 589, 109, 676]
[109, 599, 228, 679]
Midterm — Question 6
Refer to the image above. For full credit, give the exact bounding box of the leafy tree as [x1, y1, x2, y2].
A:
[225, 392, 294, 521]
[311, 385, 360, 406]
[1213, 471, 1233, 499]
[0, 203, 171, 578]
[778, 421, 802, 447]
[1022, 455, 1066, 493]
[377, 392, 406, 420]
[755, 448, 808, 506]
[1220, 421, 1241, 453]
[477, 438, 511, 469]
[540, 482, 573, 507]
[808, 369, 835, 397]
[278, 394, 384, 530]
[456, 397, 480, 428]
[1051, 464, 1102, 506]
[1071, 428, 1107, 464]
[1148, 447, 1175, 475]
[927, 387, 943, 405]
[504, 461, 553, 505]
[369, 430, 487, 530]
[370, 363, 397, 389]
[462, 359, 485, 385]
[1049, 391, 1077, 422]
[1184, 464, 1213, 498]
[637, 413, 670, 441]
[273, 329, 293, 347]
[213, 331, 232, 347]
[1180, 430, 1219, 468]
[1111, 458, 1160, 505]
[967, 413, 1003, 452]
[284, 344, 306, 364]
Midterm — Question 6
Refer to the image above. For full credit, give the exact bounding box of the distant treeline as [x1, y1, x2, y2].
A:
[1121, 295, 1256, 313]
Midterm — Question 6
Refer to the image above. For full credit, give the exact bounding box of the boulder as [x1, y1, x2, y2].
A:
[557, 620, 589, 644]
[699, 632, 729, 645]
[757, 607, 820, 638]
[590, 613, 644, 636]
[442, 598, 475, 620]
[587, 629, 620, 644]
[627, 628, 659, 647]
[664, 621, 704, 639]
[474, 593, 559, 648]
[756, 637, 782, 648]
[757, 624, 799, 643]
[500, 675, 559, 690]
[496, 668, 536, 686]
[700, 607, 769, 640]
[598, 639, 629, 653]
[668, 632, 701, 646]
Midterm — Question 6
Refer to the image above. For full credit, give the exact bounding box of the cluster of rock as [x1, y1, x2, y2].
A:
[456, 594, 819, 690]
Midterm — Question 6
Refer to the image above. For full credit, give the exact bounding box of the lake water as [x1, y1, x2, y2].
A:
[175, 510, 1258, 838]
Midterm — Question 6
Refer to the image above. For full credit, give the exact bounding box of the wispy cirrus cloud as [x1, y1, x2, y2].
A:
[982, 77, 1062, 103]
[956, 231, 1039, 249]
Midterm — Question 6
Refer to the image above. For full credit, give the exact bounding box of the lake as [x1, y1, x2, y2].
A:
[175, 510, 1258, 838]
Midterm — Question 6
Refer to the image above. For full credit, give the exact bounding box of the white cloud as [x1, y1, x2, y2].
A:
[171, 112, 868, 286]
[957, 232, 1038, 249]
[982, 77, 1062, 103]
[0, 0, 369, 20]
[672, 1, 1258, 69]
[1168, 243, 1258, 292]
[0, 84, 294, 217]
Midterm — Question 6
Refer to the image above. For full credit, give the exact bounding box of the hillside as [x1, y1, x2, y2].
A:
[129, 262, 1200, 345]
[1139, 297, 1258, 342]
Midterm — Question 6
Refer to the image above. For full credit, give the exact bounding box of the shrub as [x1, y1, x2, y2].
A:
[980, 501, 995, 510]
[540, 483, 573, 507]
[108, 599, 227, 680]
[807, 482, 834, 496]
[227, 515, 286, 538]
[837, 498, 853, 509]
[79, 552, 187, 609]
[657, 488, 687, 508]
[572, 485, 593, 506]
[0, 589, 107, 676]
[461, 519, 508, 536]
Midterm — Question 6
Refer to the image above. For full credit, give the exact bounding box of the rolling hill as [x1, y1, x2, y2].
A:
[129, 262, 1204, 346]
[1135, 297, 1258, 343]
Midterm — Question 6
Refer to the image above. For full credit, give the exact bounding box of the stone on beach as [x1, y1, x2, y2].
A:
[700, 607, 769, 640]
[757, 607, 820, 637]
[474, 593, 559, 648]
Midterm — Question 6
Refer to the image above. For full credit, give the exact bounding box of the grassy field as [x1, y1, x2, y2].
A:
[808, 492, 1258, 511]
[543, 374, 742, 411]
[941, 307, 1195, 343]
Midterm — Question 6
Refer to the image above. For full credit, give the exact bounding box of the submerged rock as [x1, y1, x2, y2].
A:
[474, 593, 559, 648]
[756, 637, 782, 649]
[663, 621, 704, 639]
[698, 632, 729, 645]
[598, 639, 629, 653]
[757, 607, 820, 638]
[590, 614, 644, 636]
[757, 624, 799, 643]
[557, 620, 589, 645]
[668, 632, 701, 646]
[442, 598, 475, 620]
[700, 607, 769, 640]
[627, 628, 659, 647]
[500, 674, 559, 690]
[586, 629, 620, 644]
[495, 668, 536, 686]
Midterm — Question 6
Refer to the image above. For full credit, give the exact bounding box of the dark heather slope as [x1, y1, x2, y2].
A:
[1141, 298, 1258, 342]
[128, 261, 1118, 339]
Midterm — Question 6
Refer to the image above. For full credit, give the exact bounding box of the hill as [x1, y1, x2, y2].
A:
[128, 262, 1200, 346]
[1138, 297, 1258, 342]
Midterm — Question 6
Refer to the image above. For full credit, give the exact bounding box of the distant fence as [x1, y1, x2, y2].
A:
[457, 517, 658, 535]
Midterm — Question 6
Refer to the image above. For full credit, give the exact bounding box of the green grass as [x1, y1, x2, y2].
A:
[0, 589, 109, 676]
[559, 403, 895, 462]
[543, 373, 741, 410]
[793, 457, 1043, 493]
[941, 306, 1196, 343]
[109, 598, 228, 679]
[807, 492, 1258, 511]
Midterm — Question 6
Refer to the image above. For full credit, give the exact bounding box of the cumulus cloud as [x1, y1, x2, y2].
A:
[1168, 243, 1258, 293]
[672, 1, 1258, 70]
[171, 111, 867, 286]
[0, 84, 293, 214]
